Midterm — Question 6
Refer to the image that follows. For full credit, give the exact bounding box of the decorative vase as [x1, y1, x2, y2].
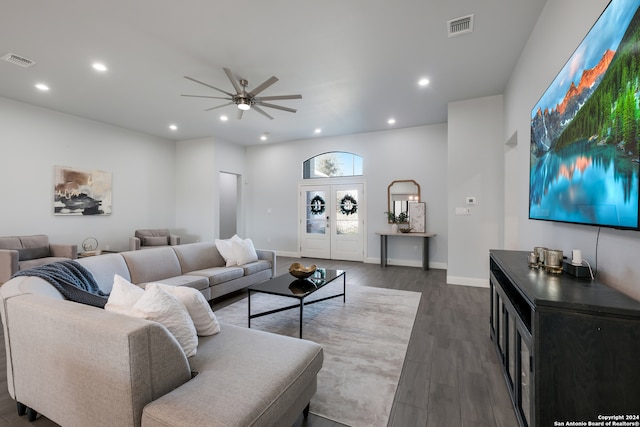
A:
[391, 223, 399, 233]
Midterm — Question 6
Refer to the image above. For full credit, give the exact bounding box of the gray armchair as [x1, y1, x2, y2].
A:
[129, 229, 181, 251]
[0, 234, 77, 284]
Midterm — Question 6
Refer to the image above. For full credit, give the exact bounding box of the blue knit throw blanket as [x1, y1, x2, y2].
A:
[14, 260, 109, 308]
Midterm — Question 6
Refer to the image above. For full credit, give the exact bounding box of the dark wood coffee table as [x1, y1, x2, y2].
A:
[247, 268, 346, 338]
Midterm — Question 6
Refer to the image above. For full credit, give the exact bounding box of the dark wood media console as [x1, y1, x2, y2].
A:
[489, 250, 640, 427]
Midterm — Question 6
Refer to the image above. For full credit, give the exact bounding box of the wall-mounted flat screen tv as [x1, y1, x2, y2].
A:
[530, 0, 640, 230]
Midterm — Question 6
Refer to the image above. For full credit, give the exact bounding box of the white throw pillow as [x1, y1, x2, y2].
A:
[104, 274, 144, 315]
[215, 234, 242, 266]
[233, 238, 258, 265]
[148, 283, 221, 336]
[129, 284, 198, 357]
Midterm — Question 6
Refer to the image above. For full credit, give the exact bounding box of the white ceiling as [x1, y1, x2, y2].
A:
[0, 0, 547, 145]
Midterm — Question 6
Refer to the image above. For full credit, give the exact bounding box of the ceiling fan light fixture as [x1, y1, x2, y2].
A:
[237, 99, 251, 110]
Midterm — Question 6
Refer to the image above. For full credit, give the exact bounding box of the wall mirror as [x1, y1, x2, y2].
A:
[387, 179, 420, 223]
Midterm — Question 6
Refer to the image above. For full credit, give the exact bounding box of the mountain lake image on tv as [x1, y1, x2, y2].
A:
[530, 0, 640, 230]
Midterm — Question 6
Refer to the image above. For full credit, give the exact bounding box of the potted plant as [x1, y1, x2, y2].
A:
[385, 211, 408, 233]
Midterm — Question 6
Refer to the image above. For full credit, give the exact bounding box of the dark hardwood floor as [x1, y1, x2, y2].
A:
[0, 257, 517, 427]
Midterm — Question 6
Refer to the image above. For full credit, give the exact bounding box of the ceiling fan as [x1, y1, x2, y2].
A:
[181, 67, 302, 120]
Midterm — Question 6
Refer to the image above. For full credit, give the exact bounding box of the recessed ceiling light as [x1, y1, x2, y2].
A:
[220, 115, 228, 121]
[314, 128, 322, 134]
[35, 83, 49, 91]
[418, 78, 430, 87]
[169, 124, 178, 131]
[388, 118, 396, 125]
[92, 62, 107, 72]
[260, 135, 267, 141]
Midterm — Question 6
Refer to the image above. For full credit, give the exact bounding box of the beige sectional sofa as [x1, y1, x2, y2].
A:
[0, 234, 77, 284]
[0, 241, 323, 427]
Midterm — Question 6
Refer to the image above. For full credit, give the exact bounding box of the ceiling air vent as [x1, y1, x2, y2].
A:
[447, 14, 474, 38]
[1, 53, 36, 68]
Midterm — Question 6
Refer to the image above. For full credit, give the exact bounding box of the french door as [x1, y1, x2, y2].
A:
[300, 183, 364, 261]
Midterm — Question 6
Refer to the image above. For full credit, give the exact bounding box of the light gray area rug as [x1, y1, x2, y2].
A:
[215, 283, 421, 427]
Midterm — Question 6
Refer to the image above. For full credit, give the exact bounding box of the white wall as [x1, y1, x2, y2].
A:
[244, 124, 448, 267]
[174, 137, 246, 243]
[0, 97, 176, 252]
[447, 95, 504, 287]
[504, 0, 640, 300]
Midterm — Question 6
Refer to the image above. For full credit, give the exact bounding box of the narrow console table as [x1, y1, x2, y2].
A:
[489, 250, 640, 427]
[376, 231, 436, 271]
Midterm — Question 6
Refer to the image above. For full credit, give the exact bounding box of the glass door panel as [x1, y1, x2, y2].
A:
[330, 185, 364, 261]
[335, 189, 359, 235]
[306, 191, 327, 234]
[508, 312, 516, 388]
[520, 333, 532, 427]
[300, 187, 331, 258]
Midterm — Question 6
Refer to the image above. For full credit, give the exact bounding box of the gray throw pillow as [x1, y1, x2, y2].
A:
[143, 236, 169, 246]
[18, 246, 50, 261]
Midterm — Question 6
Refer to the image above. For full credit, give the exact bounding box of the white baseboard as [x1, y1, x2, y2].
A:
[275, 250, 299, 258]
[275, 252, 448, 271]
[446, 275, 489, 288]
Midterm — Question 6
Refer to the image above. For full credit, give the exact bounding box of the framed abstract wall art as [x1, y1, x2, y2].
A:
[409, 202, 426, 233]
[54, 166, 112, 215]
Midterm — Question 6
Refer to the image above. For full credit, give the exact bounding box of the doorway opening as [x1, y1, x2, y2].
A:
[219, 172, 239, 239]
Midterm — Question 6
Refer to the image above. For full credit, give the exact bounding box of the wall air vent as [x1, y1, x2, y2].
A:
[447, 14, 474, 37]
[1, 53, 36, 68]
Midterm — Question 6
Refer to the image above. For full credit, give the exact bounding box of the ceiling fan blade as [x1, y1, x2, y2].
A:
[204, 102, 234, 112]
[223, 68, 243, 94]
[248, 76, 278, 97]
[184, 76, 234, 97]
[256, 94, 302, 101]
[252, 105, 274, 120]
[258, 102, 297, 113]
[181, 94, 232, 100]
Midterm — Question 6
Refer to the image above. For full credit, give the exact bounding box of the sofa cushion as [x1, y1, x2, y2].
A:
[189, 266, 244, 286]
[148, 275, 209, 291]
[143, 236, 169, 246]
[17, 246, 50, 261]
[214, 235, 241, 266]
[148, 282, 220, 336]
[76, 254, 131, 294]
[18, 257, 72, 271]
[0, 236, 21, 249]
[121, 247, 183, 284]
[130, 284, 198, 357]
[242, 260, 272, 276]
[105, 274, 144, 315]
[142, 324, 323, 427]
[172, 242, 225, 272]
[135, 229, 170, 239]
[19, 235, 49, 248]
[233, 238, 258, 265]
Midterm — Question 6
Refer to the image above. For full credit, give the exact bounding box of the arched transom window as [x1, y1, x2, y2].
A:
[303, 151, 363, 179]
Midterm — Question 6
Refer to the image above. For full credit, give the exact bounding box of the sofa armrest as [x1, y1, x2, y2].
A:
[256, 249, 276, 279]
[169, 235, 181, 246]
[3, 292, 192, 427]
[0, 249, 19, 284]
[130, 236, 141, 251]
[49, 244, 78, 259]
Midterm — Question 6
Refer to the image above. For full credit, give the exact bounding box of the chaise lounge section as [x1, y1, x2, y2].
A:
[0, 276, 323, 427]
[0, 240, 322, 427]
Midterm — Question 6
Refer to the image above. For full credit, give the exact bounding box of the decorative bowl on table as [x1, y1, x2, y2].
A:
[398, 227, 413, 233]
[289, 262, 317, 279]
